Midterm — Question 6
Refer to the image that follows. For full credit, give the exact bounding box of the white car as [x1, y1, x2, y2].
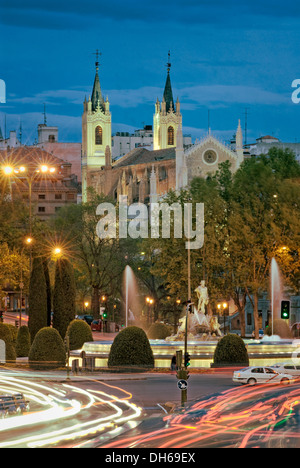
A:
[271, 362, 300, 376]
[233, 366, 294, 386]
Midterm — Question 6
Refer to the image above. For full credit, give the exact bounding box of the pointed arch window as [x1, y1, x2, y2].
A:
[95, 126, 103, 145]
[168, 126, 174, 146]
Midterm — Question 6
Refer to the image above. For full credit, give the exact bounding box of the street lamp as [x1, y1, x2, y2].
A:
[2, 162, 56, 237]
[217, 302, 228, 335]
[19, 236, 34, 327]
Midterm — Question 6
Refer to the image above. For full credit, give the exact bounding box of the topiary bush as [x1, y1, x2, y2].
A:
[65, 319, 93, 351]
[213, 334, 249, 367]
[108, 326, 154, 370]
[16, 326, 31, 358]
[264, 319, 292, 339]
[0, 323, 16, 363]
[29, 327, 66, 370]
[147, 322, 172, 340]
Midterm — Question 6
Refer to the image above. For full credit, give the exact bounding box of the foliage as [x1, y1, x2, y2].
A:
[147, 322, 172, 340]
[53, 258, 76, 338]
[0, 243, 30, 300]
[264, 319, 292, 339]
[0, 323, 16, 362]
[16, 326, 31, 357]
[28, 257, 48, 341]
[52, 190, 130, 318]
[28, 327, 66, 370]
[108, 326, 154, 368]
[65, 319, 93, 351]
[213, 334, 249, 366]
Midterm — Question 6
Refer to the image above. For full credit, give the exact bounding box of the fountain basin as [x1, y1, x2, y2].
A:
[70, 338, 300, 369]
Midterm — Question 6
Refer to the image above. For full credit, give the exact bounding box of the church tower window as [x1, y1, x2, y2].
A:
[168, 126, 174, 146]
[95, 126, 103, 145]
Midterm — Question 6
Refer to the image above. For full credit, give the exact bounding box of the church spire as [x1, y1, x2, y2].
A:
[91, 50, 105, 112]
[163, 51, 174, 113]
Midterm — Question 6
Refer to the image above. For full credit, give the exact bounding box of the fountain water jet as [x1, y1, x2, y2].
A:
[123, 265, 141, 327]
[270, 258, 284, 336]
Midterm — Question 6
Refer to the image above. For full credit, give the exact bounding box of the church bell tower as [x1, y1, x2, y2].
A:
[153, 52, 182, 150]
[82, 51, 112, 202]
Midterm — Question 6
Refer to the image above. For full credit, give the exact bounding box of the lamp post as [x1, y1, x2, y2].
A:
[217, 302, 228, 335]
[19, 236, 33, 327]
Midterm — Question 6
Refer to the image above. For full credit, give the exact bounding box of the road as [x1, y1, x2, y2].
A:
[1, 367, 300, 448]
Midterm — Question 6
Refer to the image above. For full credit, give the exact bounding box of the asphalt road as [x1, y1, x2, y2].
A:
[75, 370, 236, 410]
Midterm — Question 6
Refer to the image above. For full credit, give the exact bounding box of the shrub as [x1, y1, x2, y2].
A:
[213, 334, 249, 367]
[264, 319, 292, 339]
[29, 327, 66, 370]
[53, 258, 76, 338]
[28, 257, 48, 341]
[108, 326, 154, 369]
[147, 322, 172, 340]
[65, 319, 93, 351]
[16, 326, 31, 357]
[0, 323, 16, 363]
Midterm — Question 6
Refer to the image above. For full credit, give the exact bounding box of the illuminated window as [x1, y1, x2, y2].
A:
[95, 126, 103, 145]
[168, 126, 174, 145]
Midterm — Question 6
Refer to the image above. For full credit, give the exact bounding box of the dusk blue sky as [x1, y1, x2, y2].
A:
[1, 0, 300, 146]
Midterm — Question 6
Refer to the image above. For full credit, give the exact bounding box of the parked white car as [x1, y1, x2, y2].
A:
[271, 362, 300, 377]
[233, 366, 294, 386]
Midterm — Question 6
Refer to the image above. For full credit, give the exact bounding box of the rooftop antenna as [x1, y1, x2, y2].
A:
[93, 49, 102, 72]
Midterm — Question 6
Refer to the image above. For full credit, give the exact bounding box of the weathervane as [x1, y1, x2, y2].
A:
[166, 50, 171, 73]
[93, 49, 102, 72]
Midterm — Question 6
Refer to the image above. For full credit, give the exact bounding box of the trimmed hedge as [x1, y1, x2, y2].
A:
[213, 334, 249, 367]
[0, 323, 16, 363]
[108, 326, 154, 369]
[264, 319, 292, 339]
[147, 323, 172, 340]
[65, 319, 93, 351]
[16, 326, 31, 357]
[29, 327, 66, 370]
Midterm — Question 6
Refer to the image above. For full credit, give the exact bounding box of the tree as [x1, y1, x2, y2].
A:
[53, 257, 76, 338]
[28, 257, 48, 341]
[52, 190, 129, 318]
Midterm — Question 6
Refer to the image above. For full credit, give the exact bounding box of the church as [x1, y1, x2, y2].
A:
[81, 55, 244, 204]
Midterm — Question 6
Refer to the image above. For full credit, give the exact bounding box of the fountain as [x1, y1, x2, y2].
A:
[262, 257, 288, 341]
[165, 280, 222, 341]
[72, 270, 297, 369]
[123, 265, 141, 327]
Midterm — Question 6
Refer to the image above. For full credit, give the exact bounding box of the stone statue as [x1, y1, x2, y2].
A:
[195, 280, 209, 314]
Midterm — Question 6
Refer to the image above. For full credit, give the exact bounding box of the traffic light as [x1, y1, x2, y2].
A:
[184, 352, 191, 368]
[281, 300, 290, 319]
[103, 311, 108, 319]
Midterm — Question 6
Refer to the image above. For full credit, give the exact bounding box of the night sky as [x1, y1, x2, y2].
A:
[1, 0, 300, 146]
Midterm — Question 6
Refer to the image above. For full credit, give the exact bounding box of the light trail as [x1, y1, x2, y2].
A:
[102, 382, 300, 449]
[0, 371, 142, 448]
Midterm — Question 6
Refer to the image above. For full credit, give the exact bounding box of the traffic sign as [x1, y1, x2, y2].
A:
[177, 379, 188, 390]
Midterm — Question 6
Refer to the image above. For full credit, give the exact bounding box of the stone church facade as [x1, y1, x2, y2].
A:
[82, 56, 244, 204]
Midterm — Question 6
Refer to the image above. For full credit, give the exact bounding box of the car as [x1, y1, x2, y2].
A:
[271, 362, 300, 377]
[233, 366, 294, 386]
[0, 395, 18, 416]
[76, 315, 94, 325]
[91, 319, 102, 332]
[13, 393, 30, 413]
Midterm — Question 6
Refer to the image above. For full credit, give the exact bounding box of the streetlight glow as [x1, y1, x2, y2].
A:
[3, 166, 13, 175]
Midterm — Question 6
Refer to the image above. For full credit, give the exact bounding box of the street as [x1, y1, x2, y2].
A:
[1, 366, 300, 448]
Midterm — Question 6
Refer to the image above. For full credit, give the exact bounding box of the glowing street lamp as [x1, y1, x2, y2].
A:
[3, 166, 13, 175]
